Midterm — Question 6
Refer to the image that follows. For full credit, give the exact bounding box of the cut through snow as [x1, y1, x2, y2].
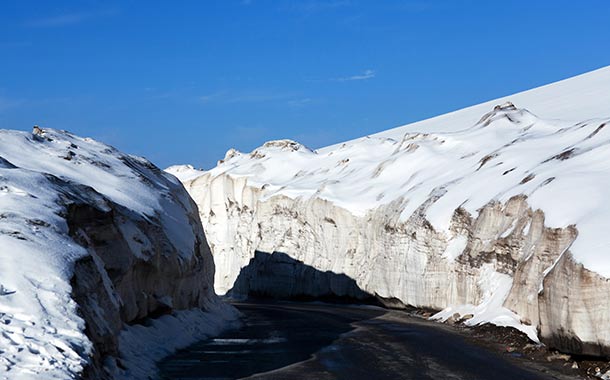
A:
[168, 65, 610, 344]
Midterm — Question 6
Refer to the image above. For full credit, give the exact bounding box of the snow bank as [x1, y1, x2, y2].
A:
[170, 65, 610, 350]
[111, 300, 240, 379]
[0, 128, 232, 379]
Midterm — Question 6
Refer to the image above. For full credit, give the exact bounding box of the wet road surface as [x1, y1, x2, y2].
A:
[159, 301, 558, 380]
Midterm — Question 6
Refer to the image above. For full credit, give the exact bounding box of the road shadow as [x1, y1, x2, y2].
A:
[158, 301, 387, 380]
[158, 252, 389, 379]
[228, 250, 378, 304]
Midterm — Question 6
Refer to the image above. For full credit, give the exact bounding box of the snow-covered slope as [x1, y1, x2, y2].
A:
[339, 65, 610, 142]
[169, 65, 610, 356]
[0, 128, 237, 379]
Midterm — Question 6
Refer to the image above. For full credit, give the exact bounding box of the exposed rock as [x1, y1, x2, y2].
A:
[495, 101, 517, 111]
[461, 314, 474, 322]
[261, 139, 312, 152]
[546, 352, 572, 362]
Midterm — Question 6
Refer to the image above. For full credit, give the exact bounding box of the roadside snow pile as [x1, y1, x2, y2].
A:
[113, 299, 239, 380]
[197, 104, 610, 277]
[170, 65, 610, 354]
[0, 128, 234, 379]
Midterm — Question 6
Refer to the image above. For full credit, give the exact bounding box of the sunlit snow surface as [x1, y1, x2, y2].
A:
[0, 129, 199, 379]
[183, 110, 610, 277]
[169, 66, 610, 341]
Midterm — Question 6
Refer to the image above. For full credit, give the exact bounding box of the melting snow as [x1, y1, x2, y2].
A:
[431, 264, 539, 342]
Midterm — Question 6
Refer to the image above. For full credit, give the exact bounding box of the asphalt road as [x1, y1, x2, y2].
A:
[158, 301, 559, 380]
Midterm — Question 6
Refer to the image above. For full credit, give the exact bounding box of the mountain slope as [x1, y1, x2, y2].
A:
[169, 66, 610, 356]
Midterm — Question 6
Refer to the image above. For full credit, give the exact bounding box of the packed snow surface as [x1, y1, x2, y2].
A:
[0, 128, 207, 378]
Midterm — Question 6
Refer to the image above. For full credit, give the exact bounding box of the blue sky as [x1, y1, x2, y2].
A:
[1, 1, 609, 169]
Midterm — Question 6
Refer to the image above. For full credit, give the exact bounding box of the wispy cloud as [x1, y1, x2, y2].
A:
[24, 9, 117, 28]
[334, 69, 376, 82]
